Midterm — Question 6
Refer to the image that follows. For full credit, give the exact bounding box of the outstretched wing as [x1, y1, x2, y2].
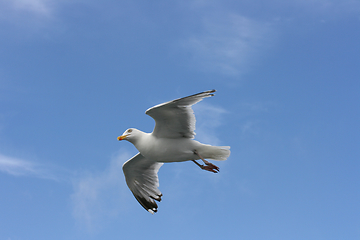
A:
[122, 153, 163, 214]
[145, 90, 216, 139]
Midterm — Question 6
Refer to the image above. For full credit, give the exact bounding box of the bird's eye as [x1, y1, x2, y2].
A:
[127, 129, 133, 133]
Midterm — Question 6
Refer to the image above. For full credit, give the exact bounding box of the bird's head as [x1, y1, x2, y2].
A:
[117, 128, 141, 143]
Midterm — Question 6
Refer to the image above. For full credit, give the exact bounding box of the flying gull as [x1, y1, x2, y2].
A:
[118, 90, 230, 214]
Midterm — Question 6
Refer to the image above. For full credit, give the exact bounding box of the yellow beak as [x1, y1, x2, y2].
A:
[117, 134, 128, 141]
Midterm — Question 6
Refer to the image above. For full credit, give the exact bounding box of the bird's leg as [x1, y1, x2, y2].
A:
[191, 160, 219, 173]
[192, 160, 204, 169]
[192, 150, 219, 173]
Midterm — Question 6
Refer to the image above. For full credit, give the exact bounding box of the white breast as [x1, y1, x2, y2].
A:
[135, 135, 202, 163]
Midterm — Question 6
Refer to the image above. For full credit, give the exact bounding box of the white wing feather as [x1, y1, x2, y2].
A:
[145, 90, 216, 138]
[122, 153, 163, 214]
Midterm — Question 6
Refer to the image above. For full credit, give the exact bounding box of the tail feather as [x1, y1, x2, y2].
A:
[200, 145, 231, 161]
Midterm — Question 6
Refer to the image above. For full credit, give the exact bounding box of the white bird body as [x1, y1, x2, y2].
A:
[118, 90, 230, 214]
[133, 131, 201, 163]
[123, 128, 229, 163]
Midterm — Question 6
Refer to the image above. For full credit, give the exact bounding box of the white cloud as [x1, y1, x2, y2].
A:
[0, 154, 37, 176]
[70, 151, 132, 232]
[193, 102, 228, 145]
[294, 0, 360, 12]
[0, 150, 132, 231]
[180, 0, 359, 76]
[0, 153, 68, 181]
[0, 0, 59, 36]
[0, 0, 56, 18]
[182, 13, 275, 75]
[11, 0, 54, 16]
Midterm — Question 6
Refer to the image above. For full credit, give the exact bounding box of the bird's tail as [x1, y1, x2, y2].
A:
[200, 145, 231, 161]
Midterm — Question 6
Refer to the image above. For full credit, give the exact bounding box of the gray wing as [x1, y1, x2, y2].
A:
[122, 153, 163, 214]
[145, 90, 216, 138]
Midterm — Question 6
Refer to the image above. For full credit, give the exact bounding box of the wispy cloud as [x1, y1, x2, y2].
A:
[70, 151, 131, 232]
[0, 0, 61, 37]
[0, 153, 69, 181]
[182, 13, 275, 75]
[11, 0, 54, 16]
[293, 0, 360, 14]
[0, 150, 131, 231]
[0, 154, 38, 176]
[0, 0, 56, 19]
[193, 102, 228, 145]
[180, 0, 360, 76]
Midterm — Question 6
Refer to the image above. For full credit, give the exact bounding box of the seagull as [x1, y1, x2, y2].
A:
[118, 90, 230, 214]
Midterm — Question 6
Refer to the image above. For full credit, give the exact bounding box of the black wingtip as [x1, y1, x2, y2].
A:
[203, 89, 216, 94]
[199, 89, 216, 97]
[207, 89, 216, 96]
[134, 194, 162, 214]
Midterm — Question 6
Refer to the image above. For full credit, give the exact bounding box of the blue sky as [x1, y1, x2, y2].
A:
[0, 0, 359, 239]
